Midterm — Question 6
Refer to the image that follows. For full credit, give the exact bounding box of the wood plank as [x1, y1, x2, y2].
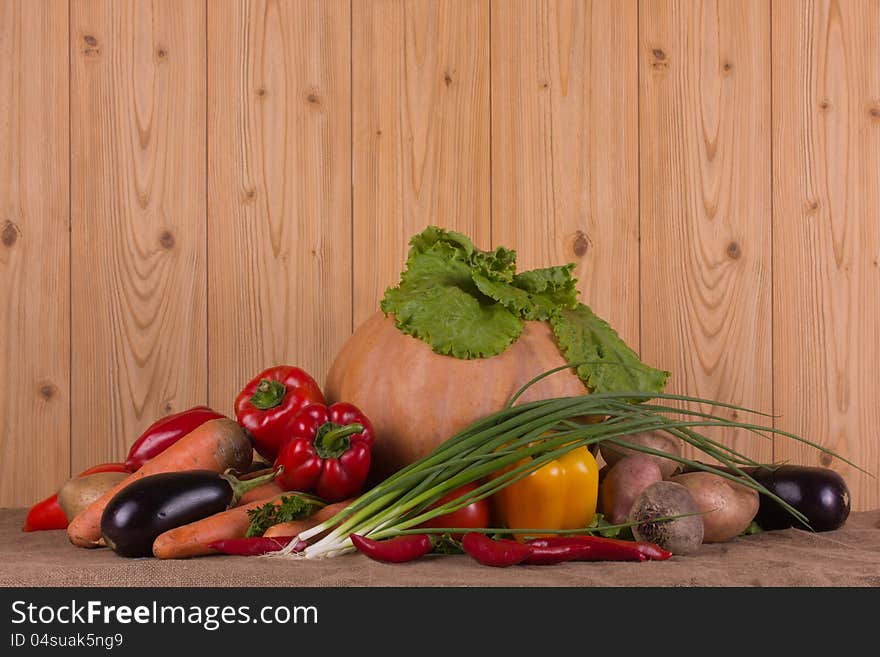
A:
[352, 0, 491, 328]
[773, 0, 880, 510]
[0, 0, 69, 505]
[639, 0, 772, 462]
[491, 0, 640, 348]
[70, 0, 207, 469]
[208, 0, 351, 414]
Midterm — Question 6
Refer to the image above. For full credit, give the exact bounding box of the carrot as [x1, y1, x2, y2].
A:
[67, 418, 251, 548]
[237, 481, 283, 506]
[262, 499, 353, 538]
[153, 493, 288, 559]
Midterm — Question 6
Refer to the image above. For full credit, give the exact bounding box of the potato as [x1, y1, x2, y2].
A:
[671, 472, 759, 543]
[600, 455, 663, 524]
[600, 431, 682, 479]
[57, 471, 129, 521]
[628, 481, 704, 555]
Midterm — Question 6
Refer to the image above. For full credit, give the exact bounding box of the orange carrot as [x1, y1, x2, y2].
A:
[67, 418, 252, 548]
[262, 499, 353, 538]
[237, 481, 283, 506]
[153, 493, 289, 559]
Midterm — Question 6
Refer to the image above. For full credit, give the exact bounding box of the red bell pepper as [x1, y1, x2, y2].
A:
[274, 402, 374, 501]
[22, 462, 129, 532]
[235, 366, 326, 461]
[125, 405, 225, 471]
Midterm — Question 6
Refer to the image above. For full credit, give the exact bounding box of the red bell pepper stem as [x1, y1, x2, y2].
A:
[527, 535, 672, 562]
[314, 422, 364, 459]
[461, 533, 533, 567]
[350, 533, 433, 563]
[249, 380, 287, 410]
[208, 536, 305, 556]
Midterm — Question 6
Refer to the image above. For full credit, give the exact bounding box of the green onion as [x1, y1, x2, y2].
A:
[271, 369, 863, 560]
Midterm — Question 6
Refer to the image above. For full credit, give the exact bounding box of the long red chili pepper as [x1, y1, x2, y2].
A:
[527, 535, 672, 562]
[208, 536, 305, 556]
[22, 462, 129, 532]
[461, 532, 533, 567]
[350, 533, 433, 563]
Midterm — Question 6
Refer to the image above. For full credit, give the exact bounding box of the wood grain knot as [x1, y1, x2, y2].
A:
[819, 452, 833, 467]
[806, 198, 820, 213]
[159, 231, 175, 249]
[651, 48, 668, 70]
[256, 87, 267, 98]
[572, 231, 591, 257]
[306, 93, 320, 105]
[243, 188, 256, 202]
[1, 221, 18, 247]
[156, 47, 167, 60]
[376, 129, 382, 137]
[722, 61, 733, 74]
[82, 34, 100, 57]
[539, 80, 550, 89]
[726, 242, 741, 260]
[869, 105, 880, 120]
[164, 402, 173, 413]
[39, 383, 56, 400]
[818, 99, 831, 112]
[443, 72, 453, 86]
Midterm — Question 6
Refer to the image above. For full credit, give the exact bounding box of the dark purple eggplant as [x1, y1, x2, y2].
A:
[100, 469, 277, 557]
[747, 465, 851, 532]
[680, 463, 851, 531]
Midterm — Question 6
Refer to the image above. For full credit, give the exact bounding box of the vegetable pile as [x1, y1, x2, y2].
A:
[22, 226, 859, 573]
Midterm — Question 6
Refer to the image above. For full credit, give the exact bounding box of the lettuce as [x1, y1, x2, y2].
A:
[380, 226, 668, 395]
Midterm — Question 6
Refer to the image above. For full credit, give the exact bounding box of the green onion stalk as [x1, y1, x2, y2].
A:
[272, 366, 863, 560]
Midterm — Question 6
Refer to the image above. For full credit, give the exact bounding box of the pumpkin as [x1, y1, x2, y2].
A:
[325, 311, 589, 480]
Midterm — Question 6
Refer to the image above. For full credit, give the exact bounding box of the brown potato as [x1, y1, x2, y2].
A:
[600, 455, 664, 524]
[671, 472, 759, 543]
[600, 432, 682, 479]
[57, 471, 128, 521]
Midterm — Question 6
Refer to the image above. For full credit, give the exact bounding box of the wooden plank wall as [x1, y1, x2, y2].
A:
[1, 0, 878, 510]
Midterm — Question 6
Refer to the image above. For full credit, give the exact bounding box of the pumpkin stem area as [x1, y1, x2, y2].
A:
[314, 422, 364, 459]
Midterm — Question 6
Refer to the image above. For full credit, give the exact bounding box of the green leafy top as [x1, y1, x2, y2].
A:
[245, 494, 324, 538]
[380, 226, 669, 395]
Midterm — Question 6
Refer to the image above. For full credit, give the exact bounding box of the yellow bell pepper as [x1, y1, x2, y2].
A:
[492, 446, 599, 539]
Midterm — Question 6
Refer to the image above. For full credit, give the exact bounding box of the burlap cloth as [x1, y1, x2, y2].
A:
[1, 508, 878, 587]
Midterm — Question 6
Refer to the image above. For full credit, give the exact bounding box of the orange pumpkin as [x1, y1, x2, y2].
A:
[325, 311, 589, 480]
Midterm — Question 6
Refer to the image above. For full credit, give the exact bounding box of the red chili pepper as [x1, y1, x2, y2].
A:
[461, 532, 533, 567]
[527, 535, 672, 562]
[125, 406, 225, 471]
[22, 462, 129, 532]
[208, 536, 305, 556]
[235, 366, 326, 461]
[350, 533, 433, 563]
[274, 402, 374, 502]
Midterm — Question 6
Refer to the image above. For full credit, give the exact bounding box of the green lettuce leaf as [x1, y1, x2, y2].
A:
[381, 228, 523, 358]
[513, 265, 579, 320]
[550, 304, 670, 395]
[381, 226, 668, 395]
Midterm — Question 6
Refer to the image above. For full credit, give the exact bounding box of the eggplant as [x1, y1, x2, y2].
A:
[101, 469, 277, 557]
[680, 463, 851, 532]
[746, 465, 851, 532]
